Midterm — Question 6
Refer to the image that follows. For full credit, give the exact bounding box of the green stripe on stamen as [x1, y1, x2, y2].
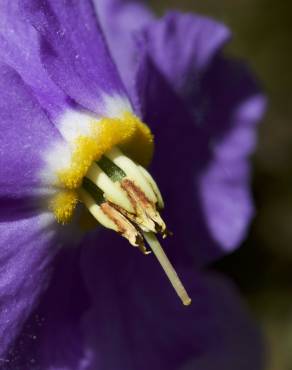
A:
[82, 177, 105, 205]
[97, 154, 126, 182]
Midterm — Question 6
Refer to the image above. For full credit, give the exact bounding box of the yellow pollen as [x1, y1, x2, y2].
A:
[49, 190, 79, 224]
[52, 111, 153, 223]
[57, 112, 153, 189]
[119, 112, 154, 167]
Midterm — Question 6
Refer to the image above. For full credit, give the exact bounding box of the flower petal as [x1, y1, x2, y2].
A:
[0, 213, 58, 358]
[4, 247, 90, 370]
[4, 231, 264, 369]
[96, 8, 230, 106]
[21, 0, 128, 114]
[93, 9, 266, 262]
[80, 232, 264, 370]
[0, 61, 64, 204]
[199, 58, 267, 249]
[0, 1, 70, 120]
[136, 11, 231, 99]
[95, 0, 154, 97]
[132, 15, 266, 264]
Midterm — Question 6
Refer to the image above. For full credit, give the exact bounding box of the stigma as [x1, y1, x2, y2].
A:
[45, 108, 191, 306]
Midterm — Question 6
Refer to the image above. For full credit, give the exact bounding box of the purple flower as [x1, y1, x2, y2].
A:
[0, 0, 266, 369]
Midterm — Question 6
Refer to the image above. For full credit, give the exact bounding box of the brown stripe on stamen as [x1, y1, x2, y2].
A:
[100, 202, 147, 253]
[121, 179, 167, 235]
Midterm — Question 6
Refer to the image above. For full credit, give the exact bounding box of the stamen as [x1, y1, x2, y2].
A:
[120, 178, 166, 234]
[79, 147, 191, 306]
[97, 155, 126, 182]
[79, 188, 145, 250]
[137, 165, 164, 210]
[143, 232, 192, 306]
[106, 147, 157, 204]
[78, 188, 117, 231]
[86, 162, 134, 213]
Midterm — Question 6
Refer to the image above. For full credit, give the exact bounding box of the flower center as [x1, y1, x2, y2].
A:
[49, 111, 153, 223]
[80, 146, 165, 250]
[47, 110, 191, 306]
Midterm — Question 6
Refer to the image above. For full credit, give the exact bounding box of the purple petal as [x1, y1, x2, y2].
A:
[5, 231, 264, 369]
[0, 61, 63, 204]
[136, 11, 231, 98]
[132, 15, 266, 264]
[79, 232, 264, 370]
[199, 91, 266, 249]
[21, 0, 128, 115]
[95, 0, 154, 97]
[94, 9, 266, 261]
[0, 213, 58, 358]
[4, 247, 91, 370]
[97, 8, 230, 107]
[0, 1, 71, 120]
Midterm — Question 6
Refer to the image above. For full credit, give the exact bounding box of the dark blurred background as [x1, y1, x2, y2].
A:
[150, 1, 292, 369]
